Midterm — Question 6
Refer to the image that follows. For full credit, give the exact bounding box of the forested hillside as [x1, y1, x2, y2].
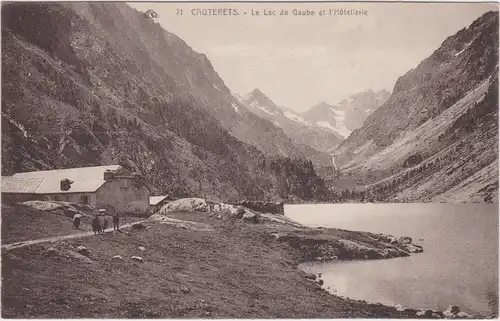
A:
[1, 2, 329, 202]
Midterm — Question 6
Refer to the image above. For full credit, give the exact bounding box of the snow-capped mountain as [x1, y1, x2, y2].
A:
[338, 89, 391, 130]
[238, 89, 343, 153]
[302, 90, 391, 140]
[301, 102, 351, 138]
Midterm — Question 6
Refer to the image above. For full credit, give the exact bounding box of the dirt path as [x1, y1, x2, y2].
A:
[1, 219, 148, 251]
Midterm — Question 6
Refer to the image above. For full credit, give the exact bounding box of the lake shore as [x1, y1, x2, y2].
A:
[1, 202, 439, 318]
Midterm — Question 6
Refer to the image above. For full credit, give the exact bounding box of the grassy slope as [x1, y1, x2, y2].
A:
[2, 211, 422, 318]
[1, 204, 145, 244]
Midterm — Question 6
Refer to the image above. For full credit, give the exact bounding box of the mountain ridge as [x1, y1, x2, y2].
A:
[1, 2, 330, 202]
[330, 10, 499, 202]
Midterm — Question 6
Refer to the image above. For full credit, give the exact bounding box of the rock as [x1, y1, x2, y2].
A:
[112, 255, 123, 260]
[131, 223, 146, 231]
[304, 272, 317, 280]
[76, 246, 90, 257]
[387, 235, 398, 244]
[416, 309, 435, 317]
[424, 310, 435, 318]
[317, 279, 324, 286]
[43, 247, 60, 256]
[455, 312, 474, 319]
[131, 256, 144, 263]
[432, 312, 444, 318]
[242, 212, 260, 224]
[67, 250, 93, 263]
[394, 304, 405, 312]
[138, 246, 146, 251]
[398, 236, 412, 244]
[404, 243, 424, 253]
[444, 305, 461, 318]
[159, 198, 210, 213]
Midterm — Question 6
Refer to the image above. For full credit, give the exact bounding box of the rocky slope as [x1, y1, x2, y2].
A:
[1, 2, 330, 201]
[238, 89, 343, 153]
[332, 11, 499, 202]
[302, 89, 391, 139]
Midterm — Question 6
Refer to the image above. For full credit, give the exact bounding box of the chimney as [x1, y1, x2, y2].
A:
[60, 178, 74, 191]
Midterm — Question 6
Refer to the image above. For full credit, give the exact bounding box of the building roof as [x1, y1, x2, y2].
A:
[1, 176, 44, 194]
[149, 195, 170, 206]
[9, 165, 122, 194]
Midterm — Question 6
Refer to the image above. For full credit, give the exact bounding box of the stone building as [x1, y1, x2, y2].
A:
[1, 165, 150, 214]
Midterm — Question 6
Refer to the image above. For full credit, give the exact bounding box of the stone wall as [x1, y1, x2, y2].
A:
[233, 201, 284, 215]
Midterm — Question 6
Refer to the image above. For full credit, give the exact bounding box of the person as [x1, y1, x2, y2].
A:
[91, 215, 100, 235]
[102, 215, 109, 231]
[73, 213, 82, 229]
[112, 213, 119, 231]
[97, 209, 107, 233]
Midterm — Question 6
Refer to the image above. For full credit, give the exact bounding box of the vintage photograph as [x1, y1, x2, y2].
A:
[1, 1, 498, 318]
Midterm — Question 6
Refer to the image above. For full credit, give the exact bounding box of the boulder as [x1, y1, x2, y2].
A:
[317, 279, 324, 286]
[398, 236, 412, 244]
[131, 223, 146, 231]
[112, 255, 123, 260]
[432, 312, 444, 318]
[394, 304, 405, 312]
[43, 247, 60, 257]
[387, 235, 398, 244]
[242, 212, 260, 224]
[159, 198, 210, 213]
[404, 243, 424, 253]
[455, 312, 474, 319]
[67, 250, 93, 263]
[404, 153, 424, 168]
[76, 246, 90, 257]
[235, 206, 245, 219]
[443, 305, 461, 318]
[131, 256, 144, 263]
[138, 246, 146, 251]
[416, 309, 434, 317]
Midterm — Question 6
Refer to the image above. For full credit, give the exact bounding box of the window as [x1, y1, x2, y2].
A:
[120, 179, 130, 188]
[81, 195, 90, 205]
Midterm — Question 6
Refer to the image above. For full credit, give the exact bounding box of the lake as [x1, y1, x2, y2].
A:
[285, 203, 498, 316]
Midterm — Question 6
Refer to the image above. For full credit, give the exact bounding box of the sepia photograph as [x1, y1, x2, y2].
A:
[1, 1, 498, 318]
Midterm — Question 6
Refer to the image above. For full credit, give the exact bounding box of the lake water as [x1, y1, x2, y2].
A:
[285, 203, 499, 316]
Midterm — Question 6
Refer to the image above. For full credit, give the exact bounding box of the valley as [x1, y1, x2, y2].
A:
[1, 3, 498, 203]
[1, 3, 498, 319]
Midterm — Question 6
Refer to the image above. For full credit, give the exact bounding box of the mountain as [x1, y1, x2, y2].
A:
[1, 2, 330, 202]
[332, 11, 499, 202]
[302, 90, 391, 140]
[339, 89, 391, 131]
[238, 89, 343, 153]
[301, 102, 351, 139]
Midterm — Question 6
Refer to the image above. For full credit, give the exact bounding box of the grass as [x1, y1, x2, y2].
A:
[1, 210, 423, 318]
[1, 204, 148, 244]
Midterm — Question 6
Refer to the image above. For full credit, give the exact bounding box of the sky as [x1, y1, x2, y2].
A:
[129, 2, 496, 112]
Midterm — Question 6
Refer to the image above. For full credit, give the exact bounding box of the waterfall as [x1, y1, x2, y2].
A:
[331, 155, 338, 175]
